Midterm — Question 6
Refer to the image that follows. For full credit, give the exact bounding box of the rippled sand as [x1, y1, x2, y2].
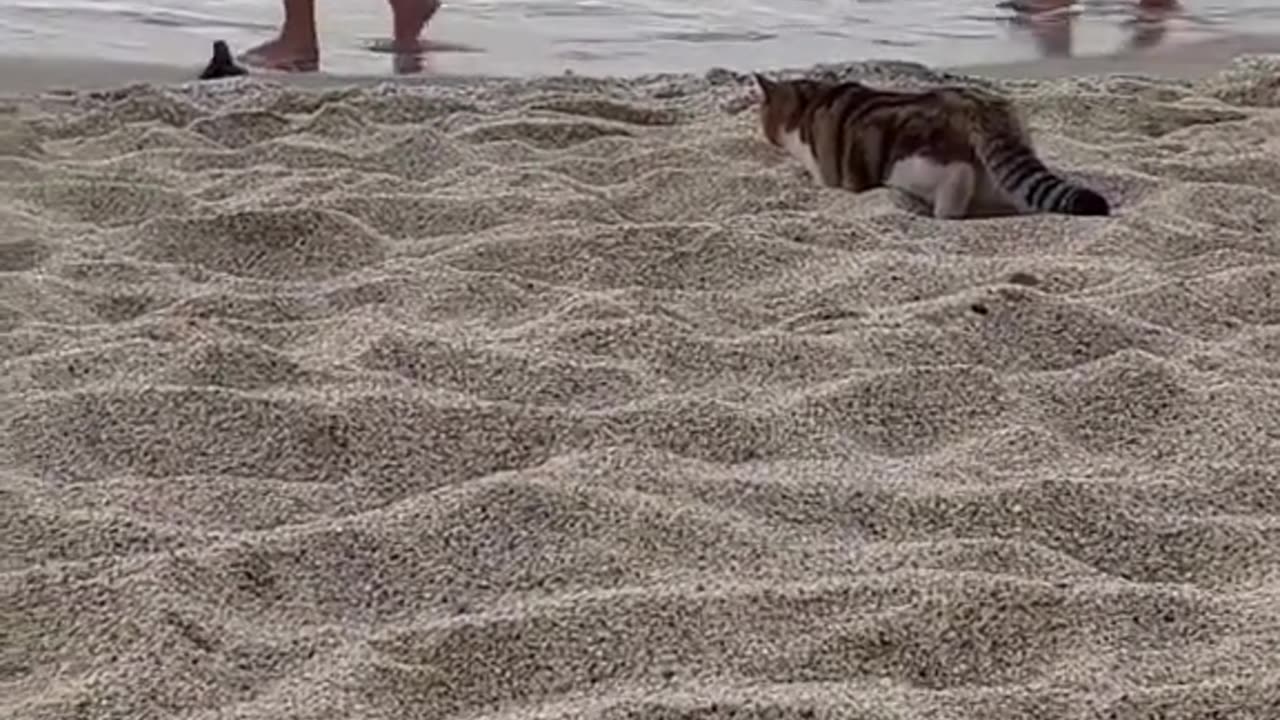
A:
[4, 57, 1280, 719]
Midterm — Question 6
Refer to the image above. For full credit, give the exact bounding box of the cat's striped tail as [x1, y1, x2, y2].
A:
[972, 129, 1110, 216]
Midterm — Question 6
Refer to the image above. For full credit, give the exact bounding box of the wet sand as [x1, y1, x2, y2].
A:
[3, 31, 1280, 96]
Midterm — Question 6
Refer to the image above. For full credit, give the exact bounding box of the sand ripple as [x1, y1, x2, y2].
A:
[4, 58, 1280, 719]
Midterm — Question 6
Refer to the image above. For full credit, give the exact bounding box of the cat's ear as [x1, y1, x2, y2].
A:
[753, 73, 776, 101]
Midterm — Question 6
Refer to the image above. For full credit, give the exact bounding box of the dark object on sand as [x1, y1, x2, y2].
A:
[200, 40, 248, 80]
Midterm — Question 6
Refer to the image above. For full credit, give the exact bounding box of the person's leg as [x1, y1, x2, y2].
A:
[386, 0, 441, 73]
[388, 0, 441, 51]
[1010, 0, 1074, 58]
[1128, 0, 1179, 51]
[242, 0, 321, 71]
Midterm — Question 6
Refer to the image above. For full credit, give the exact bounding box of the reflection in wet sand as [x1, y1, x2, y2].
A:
[1005, 0, 1182, 58]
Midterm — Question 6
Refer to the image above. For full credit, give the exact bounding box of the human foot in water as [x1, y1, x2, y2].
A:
[241, 0, 319, 72]
[240, 27, 319, 73]
[241, 0, 441, 73]
[387, 0, 442, 73]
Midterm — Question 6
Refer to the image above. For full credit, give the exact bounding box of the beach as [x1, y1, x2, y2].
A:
[4, 37, 1280, 720]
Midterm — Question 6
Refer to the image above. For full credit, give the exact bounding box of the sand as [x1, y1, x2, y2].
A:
[4, 49, 1280, 720]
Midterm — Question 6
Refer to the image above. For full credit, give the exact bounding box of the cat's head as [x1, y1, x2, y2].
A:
[753, 73, 827, 146]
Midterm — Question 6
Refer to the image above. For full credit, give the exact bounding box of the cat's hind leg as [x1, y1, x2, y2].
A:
[932, 163, 976, 219]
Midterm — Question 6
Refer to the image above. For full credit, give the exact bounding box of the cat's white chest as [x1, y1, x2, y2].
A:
[778, 128, 823, 184]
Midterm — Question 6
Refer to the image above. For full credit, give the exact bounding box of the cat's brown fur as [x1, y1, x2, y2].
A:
[754, 74, 1110, 218]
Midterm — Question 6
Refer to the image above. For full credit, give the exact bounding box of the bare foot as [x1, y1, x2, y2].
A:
[240, 36, 320, 72]
[388, 0, 441, 55]
[393, 52, 425, 74]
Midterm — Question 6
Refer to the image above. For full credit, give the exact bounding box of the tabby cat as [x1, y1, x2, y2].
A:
[753, 73, 1110, 218]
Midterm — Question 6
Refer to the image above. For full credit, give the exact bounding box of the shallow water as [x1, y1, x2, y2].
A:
[3, 0, 1279, 77]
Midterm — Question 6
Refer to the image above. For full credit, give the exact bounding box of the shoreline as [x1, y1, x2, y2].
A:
[2, 32, 1279, 98]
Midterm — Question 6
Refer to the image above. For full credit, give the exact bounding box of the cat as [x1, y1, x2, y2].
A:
[753, 73, 1110, 219]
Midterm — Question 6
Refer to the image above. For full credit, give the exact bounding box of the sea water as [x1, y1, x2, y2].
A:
[2, 0, 1279, 77]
